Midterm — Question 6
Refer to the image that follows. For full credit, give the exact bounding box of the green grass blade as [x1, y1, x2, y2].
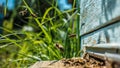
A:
[22, 0, 52, 43]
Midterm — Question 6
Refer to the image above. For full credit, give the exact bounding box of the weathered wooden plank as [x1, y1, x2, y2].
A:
[30, 61, 63, 68]
[80, 0, 120, 35]
[81, 21, 120, 47]
[80, 0, 120, 47]
[84, 44, 120, 54]
[80, 16, 120, 37]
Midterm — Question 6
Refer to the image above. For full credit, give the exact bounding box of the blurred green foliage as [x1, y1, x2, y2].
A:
[0, 0, 81, 67]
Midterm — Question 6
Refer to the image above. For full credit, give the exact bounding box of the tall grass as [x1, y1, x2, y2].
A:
[0, 0, 81, 67]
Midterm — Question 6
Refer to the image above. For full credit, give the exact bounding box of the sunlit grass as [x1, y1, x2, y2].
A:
[0, 0, 81, 67]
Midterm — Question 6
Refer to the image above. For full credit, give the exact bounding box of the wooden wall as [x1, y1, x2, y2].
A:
[80, 0, 120, 48]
